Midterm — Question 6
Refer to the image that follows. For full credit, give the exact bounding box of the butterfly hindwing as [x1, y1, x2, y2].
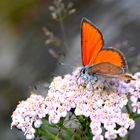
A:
[94, 48, 128, 72]
[87, 62, 124, 75]
[88, 62, 133, 81]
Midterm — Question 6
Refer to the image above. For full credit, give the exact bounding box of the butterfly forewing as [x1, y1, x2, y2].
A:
[81, 18, 103, 66]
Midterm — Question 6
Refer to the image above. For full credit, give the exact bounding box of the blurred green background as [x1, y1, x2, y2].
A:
[0, 0, 140, 139]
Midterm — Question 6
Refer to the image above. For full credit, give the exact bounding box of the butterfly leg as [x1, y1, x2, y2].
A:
[104, 80, 116, 93]
[76, 72, 82, 87]
[90, 76, 100, 91]
[82, 75, 97, 90]
[76, 72, 89, 87]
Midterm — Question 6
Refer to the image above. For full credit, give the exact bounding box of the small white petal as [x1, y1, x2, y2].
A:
[93, 135, 104, 140]
[34, 119, 42, 128]
[137, 109, 140, 114]
[61, 111, 67, 117]
[117, 127, 127, 137]
[105, 130, 117, 139]
[84, 111, 90, 117]
[26, 134, 35, 140]
[132, 106, 136, 112]
[75, 109, 82, 116]
[130, 96, 137, 103]
[129, 120, 135, 130]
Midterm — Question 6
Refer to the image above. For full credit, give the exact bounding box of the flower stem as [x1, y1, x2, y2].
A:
[132, 114, 140, 119]
[61, 125, 84, 140]
[38, 126, 63, 140]
[57, 8, 68, 51]
[122, 135, 128, 140]
[125, 104, 133, 118]
[116, 135, 128, 140]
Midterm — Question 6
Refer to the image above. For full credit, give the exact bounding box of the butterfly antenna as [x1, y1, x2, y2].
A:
[76, 72, 82, 87]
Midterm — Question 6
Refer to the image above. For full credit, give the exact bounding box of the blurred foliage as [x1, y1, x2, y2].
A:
[0, 0, 42, 23]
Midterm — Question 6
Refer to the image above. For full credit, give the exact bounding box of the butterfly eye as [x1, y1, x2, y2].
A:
[82, 69, 86, 74]
[80, 68, 86, 74]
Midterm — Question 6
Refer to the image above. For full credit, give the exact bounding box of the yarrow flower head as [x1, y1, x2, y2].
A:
[11, 94, 45, 139]
[11, 68, 140, 139]
[129, 72, 140, 113]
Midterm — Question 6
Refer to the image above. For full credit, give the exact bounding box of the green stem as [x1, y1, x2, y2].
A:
[48, 123, 83, 139]
[38, 127, 63, 140]
[56, 129, 62, 139]
[83, 117, 92, 140]
[132, 114, 140, 119]
[125, 104, 133, 118]
[125, 103, 140, 120]
[116, 135, 128, 140]
[122, 135, 128, 140]
[73, 115, 92, 139]
[61, 126, 84, 140]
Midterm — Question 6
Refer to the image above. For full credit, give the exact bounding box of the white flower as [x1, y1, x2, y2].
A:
[105, 130, 117, 139]
[26, 133, 35, 140]
[90, 122, 102, 135]
[117, 127, 128, 137]
[93, 135, 104, 140]
[34, 119, 42, 128]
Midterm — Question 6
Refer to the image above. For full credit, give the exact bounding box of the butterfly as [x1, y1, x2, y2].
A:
[80, 18, 134, 81]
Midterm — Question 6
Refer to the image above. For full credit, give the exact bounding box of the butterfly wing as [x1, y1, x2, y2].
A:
[88, 62, 124, 75]
[88, 62, 133, 81]
[94, 48, 128, 72]
[81, 18, 104, 66]
[115, 75, 135, 81]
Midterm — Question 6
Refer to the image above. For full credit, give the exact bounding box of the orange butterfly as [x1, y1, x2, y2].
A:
[80, 18, 133, 81]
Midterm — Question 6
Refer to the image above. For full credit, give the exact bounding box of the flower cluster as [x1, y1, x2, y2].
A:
[11, 68, 140, 140]
[11, 94, 46, 139]
[130, 73, 140, 114]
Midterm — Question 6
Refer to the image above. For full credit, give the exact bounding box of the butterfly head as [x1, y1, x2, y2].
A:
[80, 66, 97, 80]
